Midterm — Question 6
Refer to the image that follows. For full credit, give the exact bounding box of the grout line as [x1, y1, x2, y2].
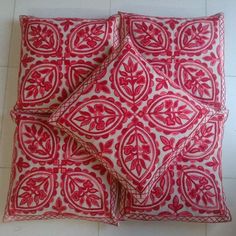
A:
[205, 223, 208, 236]
[0, 66, 9, 69]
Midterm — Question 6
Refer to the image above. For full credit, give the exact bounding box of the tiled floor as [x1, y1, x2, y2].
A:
[0, 0, 235, 235]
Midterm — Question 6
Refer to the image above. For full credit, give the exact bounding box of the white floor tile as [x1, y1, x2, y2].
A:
[0, 0, 14, 67]
[0, 68, 18, 167]
[207, 0, 236, 76]
[207, 178, 235, 236]
[110, 0, 205, 17]
[222, 77, 236, 178]
[0, 67, 7, 134]
[8, 0, 110, 67]
[99, 221, 206, 236]
[0, 220, 98, 236]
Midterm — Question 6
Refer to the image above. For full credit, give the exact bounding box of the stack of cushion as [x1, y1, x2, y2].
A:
[4, 12, 231, 225]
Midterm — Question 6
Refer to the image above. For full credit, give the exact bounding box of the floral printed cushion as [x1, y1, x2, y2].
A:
[4, 112, 119, 224]
[119, 12, 225, 110]
[49, 37, 214, 202]
[118, 113, 231, 223]
[15, 15, 120, 113]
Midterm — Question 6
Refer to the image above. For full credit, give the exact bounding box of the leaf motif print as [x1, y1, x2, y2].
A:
[71, 99, 123, 136]
[147, 96, 197, 131]
[19, 120, 56, 161]
[52, 197, 67, 213]
[16, 157, 30, 172]
[183, 121, 217, 159]
[21, 64, 59, 103]
[114, 53, 150, 104]
[178, 21, 214, 52]
[64, 172, 104, 210]
[70, 22, 107, 54]
[180, 167, 219, 210]
[119, 125, 157, 182]
[168, 195, 183, 212]
[26, 22, 59, 54]
[130, 20, 169, 52]
[177, 62, 215, 100]
[15, 171, 54, 210]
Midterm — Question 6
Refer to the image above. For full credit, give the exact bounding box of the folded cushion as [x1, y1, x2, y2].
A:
[15, 15, 120, 113]
[49, 37, 214, 202]
[118, 113, 231, 223]
[119, 12, 225, 110]
[4, 112, 119, 225]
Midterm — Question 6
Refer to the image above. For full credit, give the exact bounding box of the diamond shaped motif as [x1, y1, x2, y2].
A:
[50, 37, 214, 202]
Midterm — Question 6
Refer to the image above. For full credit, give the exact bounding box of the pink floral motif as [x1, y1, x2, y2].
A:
[177, 62, 215, 100]
[178, 21, 214, 52]
[148, 96, 195, 129]
[19, 120, 56, 161]
[131, 20, 168, 52]
[115, 53, 149, 103]
[60, 20, 74, 31]
[16, 157, 30, 172]
[71, 99, 124, 136]
[21, 54, 34, 68]
[180, 168, 219, 210]
[168, 195, 183, 212]
[70, 22, 107, 54]
[26, 22, 59, 54]
[16, 171, 54, 210]
[183, 122, 216, 159]
[119, 126, 157, 181]
[64, 172, 103, 210]
[22, 64, 59, 103]
[52, 197, 67, 213]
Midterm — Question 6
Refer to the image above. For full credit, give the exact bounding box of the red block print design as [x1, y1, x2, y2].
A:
[16, 15, 120, 112]
[118, 113, 231, 223]
[4, 112, 119, 225]
[69, 22, 108, 55]
[120, 12, 225, 110]
[25, 21, 60, 55]
[49, 38, 214, 202]
[130, 20, 170, 53]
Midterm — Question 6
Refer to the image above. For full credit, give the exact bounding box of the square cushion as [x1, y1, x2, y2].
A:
[15, 15, 120, 113]
[49, 37, 214, 202]
[4, 112, 119, 225]
[118, 113, 231, 223]
[119, 12, 225, 110]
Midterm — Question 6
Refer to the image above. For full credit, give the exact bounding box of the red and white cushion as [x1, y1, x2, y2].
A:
[118, 113, 231, 223]
[49, 37, 214, 202]
[4, 112, 119, 224]
[15, 15, 120, 113]
[119, 12, 225, 110]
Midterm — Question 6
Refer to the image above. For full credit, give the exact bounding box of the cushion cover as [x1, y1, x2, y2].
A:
[4, 112, 119, 224]
[119, 12, 225, 110]
[15, 15, 120, 113]
[118, 113, 231, 223]
[49, 37, 214, 202]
